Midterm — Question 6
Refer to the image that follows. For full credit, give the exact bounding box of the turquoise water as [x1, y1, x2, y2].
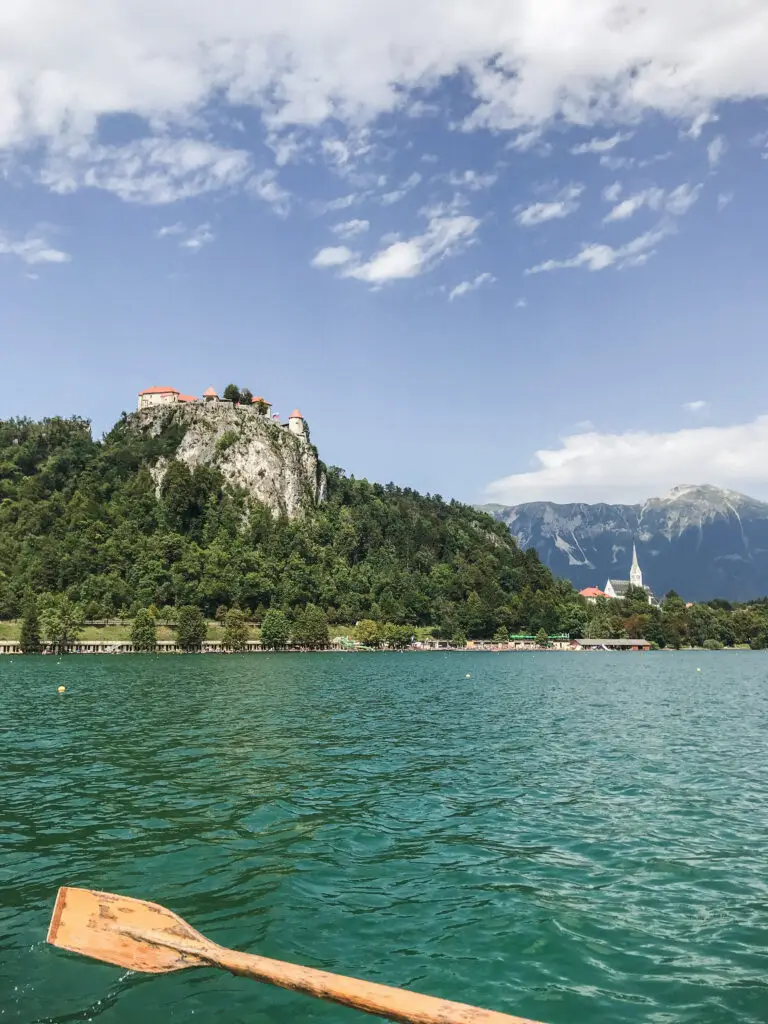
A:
[2, 652, 768, 1023]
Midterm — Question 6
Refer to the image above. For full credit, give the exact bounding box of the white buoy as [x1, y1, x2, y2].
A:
[57, 685, 66, 693]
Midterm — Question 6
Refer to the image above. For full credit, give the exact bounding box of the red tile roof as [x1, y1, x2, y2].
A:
[580, 587, 606, 598]
[289, 409, 303, 419]
[138, 386, 179, 396]
[203, 387, 218, 397]
[177, 394, 197, 403]
[252, 396, 271, 404]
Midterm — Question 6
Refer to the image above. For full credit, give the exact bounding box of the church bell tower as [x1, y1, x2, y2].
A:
[629, 543, 643, 589]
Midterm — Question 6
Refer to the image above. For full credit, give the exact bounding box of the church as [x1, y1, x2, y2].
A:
[604, 545, 655, 605]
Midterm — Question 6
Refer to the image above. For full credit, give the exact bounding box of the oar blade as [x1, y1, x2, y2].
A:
[47, 887, 209, 974]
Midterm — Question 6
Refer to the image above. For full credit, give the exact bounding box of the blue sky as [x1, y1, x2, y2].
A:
[2, 1, 768, 506]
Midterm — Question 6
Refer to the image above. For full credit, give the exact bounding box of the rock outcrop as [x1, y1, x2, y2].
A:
[130, 402, 326, 518]
[478, 485, 768, 601]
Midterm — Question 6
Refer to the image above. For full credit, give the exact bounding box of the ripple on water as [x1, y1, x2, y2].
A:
[2, 651, 768, 1023]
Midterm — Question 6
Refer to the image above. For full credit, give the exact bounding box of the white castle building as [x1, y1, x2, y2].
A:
[136, 386, 306, 438]
[604, 545, 655, 604]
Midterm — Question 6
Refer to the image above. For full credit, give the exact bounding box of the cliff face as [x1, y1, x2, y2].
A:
[478, 485, 768, 602]
[130, 402, 326, 518]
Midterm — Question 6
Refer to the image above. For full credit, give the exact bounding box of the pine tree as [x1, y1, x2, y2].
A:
[175, 606, 207, 650]
[19, 596, 42, 654]
[131, 609, 157, 651]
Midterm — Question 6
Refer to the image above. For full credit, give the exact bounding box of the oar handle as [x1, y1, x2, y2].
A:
[207, 945, 543, 1024]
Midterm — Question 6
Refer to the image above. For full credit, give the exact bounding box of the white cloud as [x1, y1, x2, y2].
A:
[603, 183, 701, 222]
[339, 212, 479, 284]
[446, 170, 498, 191]
[40, 138, 251, 205]
[664, 183, 702, 216]
[317, 193, 362, 214]
[604, 188, 665, 222]
[332, 218, 369, 239]
[571, 132, 634, 155]
[448, 271, 495, 300]
[0, 229, 70, 265]
[0, 2, 765, 173]
[602, 181, 622, 203]
[516, 185, 583, 226]
[484, 416, 768, 504]
[311, 245, 356, 268]
[684, 112, 719, 139]
[180, 223, 215, 251]
[248, 169, 291, 215]
[156, 222, 186, 237]
[526, 224, 671, 274]
[380, 171, 421, 205]
[718, 191, 734, 210]
[682, 400, 709, 413]
[707, 135, 726, 167]
[516, 297, 527, 308]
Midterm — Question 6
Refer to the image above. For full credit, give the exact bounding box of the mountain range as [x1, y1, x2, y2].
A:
[478, 485, 768, 602]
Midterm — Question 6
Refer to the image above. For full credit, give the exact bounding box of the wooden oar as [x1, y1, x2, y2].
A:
[47, 887, 544, 1024]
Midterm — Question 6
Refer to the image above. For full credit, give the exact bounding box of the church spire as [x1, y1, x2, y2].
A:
[629, 543, 643, 588]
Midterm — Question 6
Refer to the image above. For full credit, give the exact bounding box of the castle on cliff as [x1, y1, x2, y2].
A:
[137, 385, 307, 438]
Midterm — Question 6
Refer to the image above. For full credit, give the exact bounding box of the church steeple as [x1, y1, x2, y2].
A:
[629, 543, 643, 589]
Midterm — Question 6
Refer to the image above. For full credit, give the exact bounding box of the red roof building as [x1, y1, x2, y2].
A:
[177, 394, 197, 403]
[203, 387, 218, 400]
[137, 386, 180, 411]
[580, 587, 607, 603]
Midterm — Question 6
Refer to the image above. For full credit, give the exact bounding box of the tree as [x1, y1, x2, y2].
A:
[493, 626, 509, 644]
[451, 630, 467, 648]
[292, 604, 330, 649]
[383, 623, 413, 649]
[260, 609, 290, 650]
[535, 627, 550, 648]
[131, 608, 157, 651]
[19, 595, 42, 654]
[214, 604, 229, 623]
[239, 388, 253, 406]
[222, 608, 249, 652]
[702, 638, 723, 650]
[355, 619, 383, 648]
[255, 399, 269, 416]
[42, 596, 84, 654]
[175, 605, 207, 649]
[222, 384, 241, 404]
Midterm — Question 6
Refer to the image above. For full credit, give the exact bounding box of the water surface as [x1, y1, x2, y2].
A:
[2, 652, 768, 1022]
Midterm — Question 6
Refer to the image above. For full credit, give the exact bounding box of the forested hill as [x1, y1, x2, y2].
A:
[0, 415, 584, 636]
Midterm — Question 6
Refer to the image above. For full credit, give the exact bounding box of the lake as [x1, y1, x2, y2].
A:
[2, 652, 768, 1023]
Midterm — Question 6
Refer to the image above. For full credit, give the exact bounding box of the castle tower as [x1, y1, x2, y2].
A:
[288, 409, 305, 437]
[629, 543, 643, 589]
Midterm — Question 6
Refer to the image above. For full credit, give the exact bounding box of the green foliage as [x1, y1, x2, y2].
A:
[175, 606, 207, 649]
[222, 384, 241, 404]
[382, 622, 413, 649]
[19, 595, 42, 653]
[239, 389, 253, 406]
[260, 609, 290, 649]
[452, 630, 467, 648]
[535, 627, 550, 647]
[702, 638, 724, 650]
[41, 595, 84, 653]
[131, 608, 157, 651]
[216, 430, 238, 455]
[255, 399, 269, 416]
[355, 619, 383, 648]
[222, 608, 249, 652]
[292, 604, 329, 649]
[493, 626, 509, 643]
